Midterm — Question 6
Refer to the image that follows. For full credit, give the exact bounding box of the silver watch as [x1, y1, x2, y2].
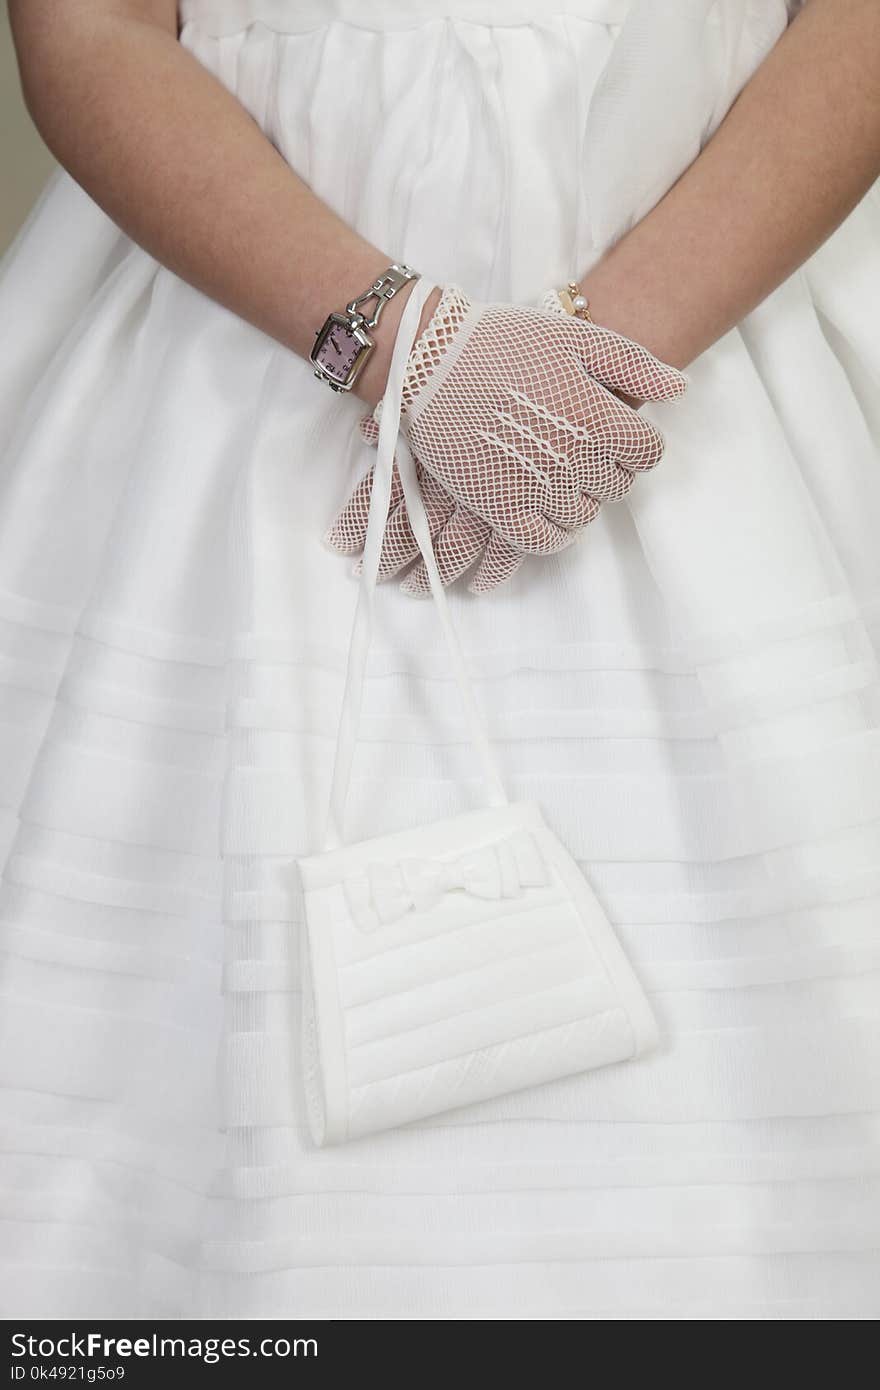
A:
[310, 263, 420, 392]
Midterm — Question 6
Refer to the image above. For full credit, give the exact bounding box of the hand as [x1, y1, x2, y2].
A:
[326, 416, 528, 596]
[327, 286, 687, 593]
[400, 286, 685, 550]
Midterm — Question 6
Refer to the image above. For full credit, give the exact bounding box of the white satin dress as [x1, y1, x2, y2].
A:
[1, 0, 879, 1319]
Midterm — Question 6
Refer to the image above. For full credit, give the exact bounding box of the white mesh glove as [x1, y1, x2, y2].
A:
[326, 285, 687, 594]
[327, 413, 528, 595]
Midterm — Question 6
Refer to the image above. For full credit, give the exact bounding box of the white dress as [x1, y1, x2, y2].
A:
[1, 0, 879, 1319]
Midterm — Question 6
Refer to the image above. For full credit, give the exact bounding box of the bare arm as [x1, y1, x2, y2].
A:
[7, 0, 437, 407]
[9, 0, 880, 422]
[581, 0, 880, 370]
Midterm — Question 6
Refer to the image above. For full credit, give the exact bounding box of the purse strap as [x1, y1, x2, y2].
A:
[323, 277, 509, 851]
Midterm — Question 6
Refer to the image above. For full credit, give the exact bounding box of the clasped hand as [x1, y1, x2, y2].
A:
[326, 285, 686, 594]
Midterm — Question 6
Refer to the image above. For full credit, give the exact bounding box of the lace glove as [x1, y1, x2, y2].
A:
[326, 285, 686, 594]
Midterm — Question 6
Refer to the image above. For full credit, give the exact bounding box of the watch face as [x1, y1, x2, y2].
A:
[314, 315, 368, 385]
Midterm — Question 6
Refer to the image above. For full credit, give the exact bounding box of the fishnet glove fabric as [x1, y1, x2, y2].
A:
[402, 286, 685, 553]
[327, 414, 527, 596]
[326, 285, 686, 593]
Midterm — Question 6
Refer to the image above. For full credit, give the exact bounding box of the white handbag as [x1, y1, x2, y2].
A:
[298, 279, 659, 1147]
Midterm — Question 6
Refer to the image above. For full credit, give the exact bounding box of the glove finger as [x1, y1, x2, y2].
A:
[351, 416, 462, 577]
[573, 386, 667, 472]
[325, 463, 404, 555]
[572, 453, 636, 503]
[501, 509, 574, 555]
[565, 318, 687, 403]
[400, 506, 491, 597]
[543, 488, 602, 530]
[360, 470, 456, 580]
[355, 494, 422, 579]
[468, 429, 571, 550]
[468, 534, 527, 595]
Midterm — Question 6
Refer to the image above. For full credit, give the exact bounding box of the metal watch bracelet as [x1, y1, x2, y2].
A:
[310, 263, 420, 393]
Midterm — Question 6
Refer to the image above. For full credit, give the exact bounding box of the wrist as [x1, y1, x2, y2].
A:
[576, 252, 692, 377]
[354, 281, 442, 409]
[547, 277, 644, 410]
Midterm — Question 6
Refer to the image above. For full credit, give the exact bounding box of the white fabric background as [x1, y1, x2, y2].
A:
[0, 0, 878, 1318]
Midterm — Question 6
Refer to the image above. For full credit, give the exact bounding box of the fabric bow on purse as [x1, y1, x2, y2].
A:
[346, 829, 548, 928]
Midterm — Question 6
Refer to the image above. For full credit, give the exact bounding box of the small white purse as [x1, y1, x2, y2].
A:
[298, 279, 659, 1147]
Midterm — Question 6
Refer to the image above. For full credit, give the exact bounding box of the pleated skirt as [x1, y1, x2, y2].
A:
[0, 0, 879, 1317]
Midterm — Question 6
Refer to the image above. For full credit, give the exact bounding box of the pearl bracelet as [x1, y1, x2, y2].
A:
[557, 281, 593, 322]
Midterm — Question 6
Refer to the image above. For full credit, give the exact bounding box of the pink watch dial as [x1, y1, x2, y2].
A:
[312, 313, 371, 389]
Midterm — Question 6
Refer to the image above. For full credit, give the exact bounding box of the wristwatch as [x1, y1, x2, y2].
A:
[310, 263, 420, 392]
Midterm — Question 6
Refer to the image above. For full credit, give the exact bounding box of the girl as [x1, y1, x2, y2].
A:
[2, 0, 879, 1319]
